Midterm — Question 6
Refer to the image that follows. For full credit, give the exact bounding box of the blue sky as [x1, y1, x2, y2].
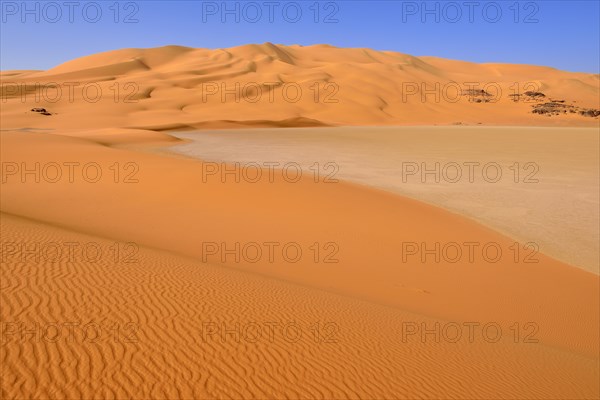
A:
[1, 0, 599, 72]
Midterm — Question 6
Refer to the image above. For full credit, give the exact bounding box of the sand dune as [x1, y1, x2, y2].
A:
[2, 213, 598, 399]
[1, 44, 599, 399]
[1, 44, 599, 131]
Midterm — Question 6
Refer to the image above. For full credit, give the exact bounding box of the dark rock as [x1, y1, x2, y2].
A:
[532, 100, 598, 118]
[579, 109, 600, 117]
[462, 89, 491, 97]
[532, 108, 550, 115]
[524, 91, 546, 98]
[30, 107, 52, 115]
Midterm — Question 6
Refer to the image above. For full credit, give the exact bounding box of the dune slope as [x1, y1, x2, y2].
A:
[1, 211, 599, 400]
[1, 44, 599, 130]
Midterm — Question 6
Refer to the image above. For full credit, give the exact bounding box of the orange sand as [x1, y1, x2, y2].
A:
[1, 44, 599, 399]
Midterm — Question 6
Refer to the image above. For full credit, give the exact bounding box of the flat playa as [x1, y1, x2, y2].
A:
[170, 126, 600, 274]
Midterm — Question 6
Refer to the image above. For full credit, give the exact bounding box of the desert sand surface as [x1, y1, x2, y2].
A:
[169, 126, 600, 273]
[2, 213, 599, 399]
[1, 44, 599, 130]
[1, 44, 599, 399]
[1, 212, 599, 399]
[1, 128, 599, 398]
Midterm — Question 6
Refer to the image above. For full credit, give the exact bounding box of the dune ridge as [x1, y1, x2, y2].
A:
[1, 43, 599, 131]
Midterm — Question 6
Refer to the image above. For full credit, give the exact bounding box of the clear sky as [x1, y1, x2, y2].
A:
[1, 0, 599, 73]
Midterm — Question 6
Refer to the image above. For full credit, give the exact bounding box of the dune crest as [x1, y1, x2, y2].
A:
[2, 44, 598, 131]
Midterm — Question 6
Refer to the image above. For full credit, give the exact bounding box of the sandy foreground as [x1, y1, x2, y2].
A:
[1, 44, 599, 399]
[1, 128, 599, 399]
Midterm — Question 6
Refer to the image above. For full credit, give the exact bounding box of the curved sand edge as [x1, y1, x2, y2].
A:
[2, 212, 599, 399]
[1, 130, 598, 357]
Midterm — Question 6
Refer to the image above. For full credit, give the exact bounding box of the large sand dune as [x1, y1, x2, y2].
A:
[1, 43, 599, 130]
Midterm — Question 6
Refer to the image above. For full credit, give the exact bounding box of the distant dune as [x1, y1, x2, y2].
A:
[1, 43, 599, 130]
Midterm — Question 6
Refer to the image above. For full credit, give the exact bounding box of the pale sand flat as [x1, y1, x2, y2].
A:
[169, 126, 600, 274]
